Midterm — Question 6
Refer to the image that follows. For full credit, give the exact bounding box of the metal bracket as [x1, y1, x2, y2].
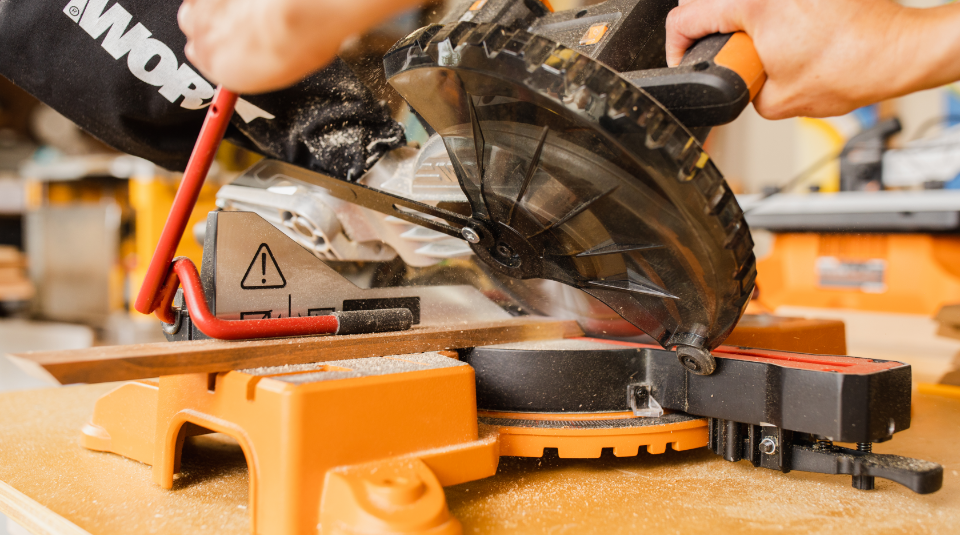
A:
[626, 383, 663, 418]
[161, 289, 184, 336]
[708, 418, 943, 494]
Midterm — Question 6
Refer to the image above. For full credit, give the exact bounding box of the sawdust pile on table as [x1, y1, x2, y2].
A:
[0, 384, 957, 534]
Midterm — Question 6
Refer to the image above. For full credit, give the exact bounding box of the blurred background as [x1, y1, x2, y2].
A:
[1, 0, 960, 530]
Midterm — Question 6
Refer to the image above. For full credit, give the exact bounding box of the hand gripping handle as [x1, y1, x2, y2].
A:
[623, 32, 767, 127]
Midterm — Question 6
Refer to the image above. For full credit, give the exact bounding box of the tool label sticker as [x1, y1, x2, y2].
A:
[241, 243, 287, 289]
[816, 256, 887, 293]
[62, 0, 215, 109]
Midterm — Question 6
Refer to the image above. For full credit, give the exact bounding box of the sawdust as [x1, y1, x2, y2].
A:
[0, 385, 249, 535]
[239, 352, 464, 379]
[447, 447, 956, 534]
[484, 339, 627, 351]
[234, 58, 405, 182]
[446, 393, 960, 534]
[1, 387, 957, 534]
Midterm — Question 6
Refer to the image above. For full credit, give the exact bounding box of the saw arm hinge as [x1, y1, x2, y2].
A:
[707, 418, 944, 494]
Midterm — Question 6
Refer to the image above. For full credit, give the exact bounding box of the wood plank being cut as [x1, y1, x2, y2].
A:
[7, 317, 582, 385]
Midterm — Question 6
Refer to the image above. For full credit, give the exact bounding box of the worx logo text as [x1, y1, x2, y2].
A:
[62, 0, 214, 110]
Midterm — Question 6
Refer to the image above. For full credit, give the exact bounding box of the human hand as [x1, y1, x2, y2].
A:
[665, 0, 960, 119]
[178, 0, 421, 93]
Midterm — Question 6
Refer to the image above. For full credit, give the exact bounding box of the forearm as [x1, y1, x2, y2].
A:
[182, 0, 423, 93]
[664, 0, 960, 119]
[898, 3, 960, 96]
[804, 1, 960, 111]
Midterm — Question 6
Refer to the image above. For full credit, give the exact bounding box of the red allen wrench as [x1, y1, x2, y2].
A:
[133, 88, 411, 340]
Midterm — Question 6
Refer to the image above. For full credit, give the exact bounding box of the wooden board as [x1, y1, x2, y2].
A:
[775, 306, 960, 384]
[722, 314, 847, 355]
[7, 318, 582, 385]
[938, 322, 960, 341]
[0, 384, 249, 535]
[0, 384, 958, 535]
[936, 303, 960, 327]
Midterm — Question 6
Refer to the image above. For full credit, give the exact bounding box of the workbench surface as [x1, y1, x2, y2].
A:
[0, 384, 957, 534]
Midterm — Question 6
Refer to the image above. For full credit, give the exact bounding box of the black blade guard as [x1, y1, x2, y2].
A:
[385, 22, 756, 353]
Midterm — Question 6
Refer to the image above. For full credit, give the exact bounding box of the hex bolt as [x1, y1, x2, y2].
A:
[461, 227, 481, 244]
[759, 437, 777, 455]
[632, 386, 649, 407]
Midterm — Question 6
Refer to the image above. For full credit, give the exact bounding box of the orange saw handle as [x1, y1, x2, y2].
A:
[624, 31, 766, 127]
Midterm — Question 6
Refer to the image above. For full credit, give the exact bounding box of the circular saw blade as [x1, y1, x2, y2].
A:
[385, 22, 756, 352]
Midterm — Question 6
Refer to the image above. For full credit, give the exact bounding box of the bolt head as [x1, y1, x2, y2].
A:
[461, 227, 481, 244]
[759, 437, 777, 455]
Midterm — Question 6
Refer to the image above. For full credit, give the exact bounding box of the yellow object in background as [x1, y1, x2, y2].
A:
[127, 141, 259, 318]
[797, 117, 844, 193]
[127, 175, 219, 318]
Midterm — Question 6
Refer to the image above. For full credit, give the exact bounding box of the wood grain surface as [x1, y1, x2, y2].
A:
[7, 318, 582, 385]
[0, 384, 957, 535]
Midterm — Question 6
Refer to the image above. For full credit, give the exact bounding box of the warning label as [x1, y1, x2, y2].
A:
[241, 243, 287, 290]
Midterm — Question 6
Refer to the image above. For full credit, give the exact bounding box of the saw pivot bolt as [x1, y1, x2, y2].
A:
[461, 227, 481, 244]
[676, 345, 717, 375]
[759, 437, 777, 455]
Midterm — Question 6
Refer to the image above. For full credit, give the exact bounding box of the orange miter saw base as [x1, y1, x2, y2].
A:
[79, 317, 847, 535]
[81, 352, 706, 535]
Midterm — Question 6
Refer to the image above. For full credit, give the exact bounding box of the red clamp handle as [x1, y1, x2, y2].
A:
[132, 88, 414, 340]
[134, 87, 239, 316]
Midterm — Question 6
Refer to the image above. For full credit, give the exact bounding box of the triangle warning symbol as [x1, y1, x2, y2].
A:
[241, 243, 287, 290]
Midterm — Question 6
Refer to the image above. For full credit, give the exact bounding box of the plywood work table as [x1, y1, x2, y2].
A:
[0, 384, 958, 535]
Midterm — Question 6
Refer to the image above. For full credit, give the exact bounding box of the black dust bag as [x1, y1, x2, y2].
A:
[0, 0, 405, 179]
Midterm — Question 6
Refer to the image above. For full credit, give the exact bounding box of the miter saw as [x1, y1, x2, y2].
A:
[118, 1, 941, 525]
